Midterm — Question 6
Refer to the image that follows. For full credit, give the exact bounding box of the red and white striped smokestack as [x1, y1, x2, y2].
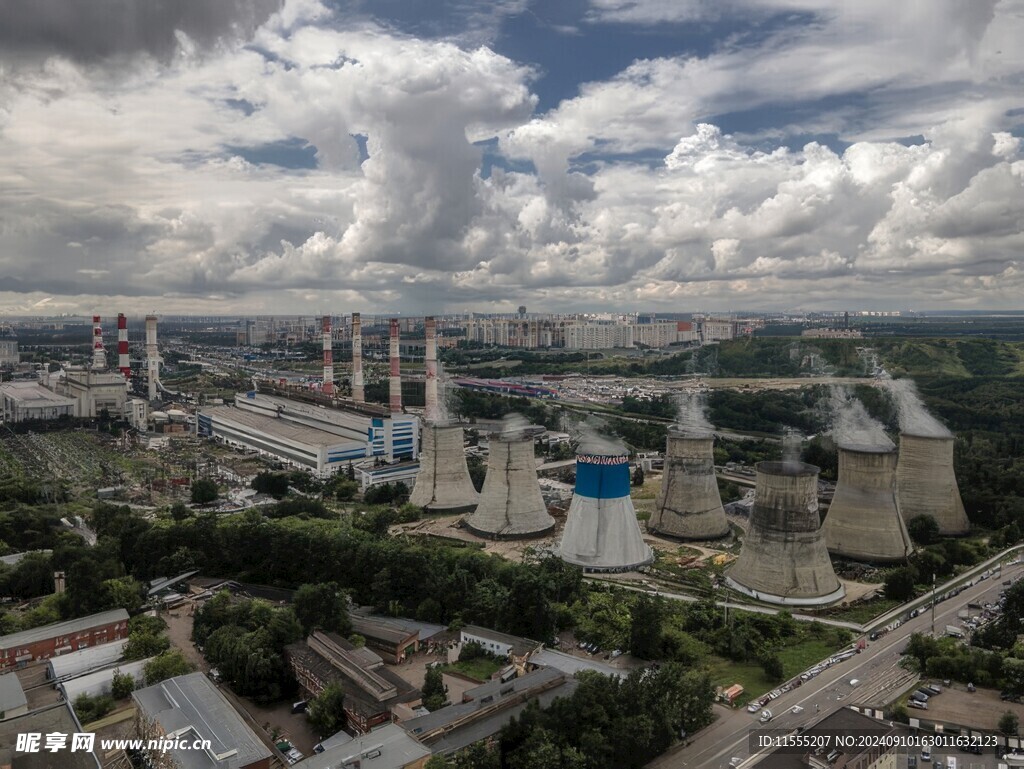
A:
[117, 313, 130, 379]
[322, 315, 334, 396]
[351, 313, 364, 402]
[389, 318, 401, 413]
[92, 315, 106, 369]
[425, 316, 438, 422]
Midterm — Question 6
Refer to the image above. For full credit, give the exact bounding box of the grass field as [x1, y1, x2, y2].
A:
[705, 638, 847, 705]
[447, 657, 505, 682]
[824, 599, 899, 625]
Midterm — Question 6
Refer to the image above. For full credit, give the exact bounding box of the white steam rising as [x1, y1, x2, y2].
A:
[828, 386, 894, 449]
[675, 391, 714, 435]
[885, 378, 950, 438]
[574, 421, 628, 456]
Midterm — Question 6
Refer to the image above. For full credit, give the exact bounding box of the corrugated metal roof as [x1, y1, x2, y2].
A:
[47, 640, 127, 680]
[0, 609, 128, 651]
[0, 672, 27, 712]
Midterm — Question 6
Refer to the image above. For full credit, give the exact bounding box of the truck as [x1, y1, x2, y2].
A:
[945, 625, 965, 638]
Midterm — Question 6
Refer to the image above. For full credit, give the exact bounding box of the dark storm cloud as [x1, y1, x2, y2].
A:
[0, 0, 283, 62]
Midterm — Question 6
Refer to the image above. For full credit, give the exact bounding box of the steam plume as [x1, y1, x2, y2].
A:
[885, 378, 950, 438]
[675, 391, 714, 435]
[827, 386, 894, 450]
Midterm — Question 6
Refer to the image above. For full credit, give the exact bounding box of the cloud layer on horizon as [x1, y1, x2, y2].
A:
[0, 0, 1022, 315]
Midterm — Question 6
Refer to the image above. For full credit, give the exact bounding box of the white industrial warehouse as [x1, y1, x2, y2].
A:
[199, 390, 419, 477]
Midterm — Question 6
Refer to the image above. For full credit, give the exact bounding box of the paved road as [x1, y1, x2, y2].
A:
[649, 561, 1023, 769]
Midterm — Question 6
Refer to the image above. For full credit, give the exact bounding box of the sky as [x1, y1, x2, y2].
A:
[1, 0, 1022, 316]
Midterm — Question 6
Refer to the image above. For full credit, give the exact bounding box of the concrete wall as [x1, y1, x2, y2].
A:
[409, 425, 479, 513]
[896, 433, 969, 536]
[727, 461, 844, 605]
[824, 447, 912, 563]
[464, 435, 553, 539]
[648, 432, 729, 540]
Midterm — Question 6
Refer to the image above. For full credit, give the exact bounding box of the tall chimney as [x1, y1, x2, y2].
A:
[424, 316, 438, 422]
[92, 316, 106, 369]
[322, 315, 334, 396]
[351, 313, 364, 402]
[389, 318, 402, 413]
[117, 314, 130, 379]
[145, 315, 159, 401]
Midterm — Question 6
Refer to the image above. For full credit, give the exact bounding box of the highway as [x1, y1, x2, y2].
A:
[649, 560, 1023, 769]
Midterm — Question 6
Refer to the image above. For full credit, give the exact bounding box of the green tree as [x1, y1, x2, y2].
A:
[124, 630, 170, 661]
[74, 693, 115, 724]
[293, 582, 350, 636]
[907, 515, 940, 546]
[111, 669, 136, 699]
[251, 471, 291, 499]
[423, 666, 447, 711]
[1001, 710, 1019, 736]
[190, 479, 218, 504]
[103, 577, 144, 613]
[760, 653, 785, 682]
[629, 594, 664, 660]
[170, 502, 192, 522]
[884, 566, 919, 601]
[307, 684, 347, 737]
[143, 649, 195, 685]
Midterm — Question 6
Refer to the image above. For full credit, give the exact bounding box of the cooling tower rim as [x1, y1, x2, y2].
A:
[425, 419, 467, 430]
[898, 430, 953, 441]
[836, 442, 896, 454]
[756, 460, 818, 477]
[488, 425, 545, 441]
[667, 427, 714, 439]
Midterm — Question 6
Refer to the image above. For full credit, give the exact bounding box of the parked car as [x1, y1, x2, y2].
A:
[908, 700, 928, 710]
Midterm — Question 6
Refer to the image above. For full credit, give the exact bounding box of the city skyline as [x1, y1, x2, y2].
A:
[1, 0, 1022, 316]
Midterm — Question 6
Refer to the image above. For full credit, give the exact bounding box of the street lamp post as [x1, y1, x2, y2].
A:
[931, 573, 936, 637]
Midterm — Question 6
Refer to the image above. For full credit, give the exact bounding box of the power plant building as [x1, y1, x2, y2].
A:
[824, 446, 912, 563]
[726, 461, 844, 606]
[896, 433, 970, 536]
[464, 424, 554, 539]
[199, 390, 418, 478]
[52, 368, 129, 418]
[559, 446, 653, 571]
[0, 381, 77, 423]
[648, 430, 730, 540]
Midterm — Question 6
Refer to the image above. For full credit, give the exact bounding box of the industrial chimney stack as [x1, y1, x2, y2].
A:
[92, 316, 106, 370]
[145, 314, 159, 401]
[351, 313, 364, 402]
[322, 315, 334, 396]
[424, 316, 439, 422]
[389, 318, 402, 413]
[117, 314, 130, 380]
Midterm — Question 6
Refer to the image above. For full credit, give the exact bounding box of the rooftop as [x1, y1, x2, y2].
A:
[350, 616, 418, 647]
[0, 381, 76, 407]
[0, 609, 128, 651]
[132, 672, 272, 769]
[402, 668, 575, 755]
[754, 708, 905, 769]
[293, 723, 430, 769]
[0, 702, 99, 769]
[460, 626, 542, 658]
[530, 649, 626, 680]
[47, 639, 128, 680]
[0, 672, 27, 713]
[203, 405, 357, 450]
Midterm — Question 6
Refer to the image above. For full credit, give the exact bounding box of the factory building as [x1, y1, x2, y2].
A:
[0, 609, 129, 671]
[199, 390, 418, 477]
[52, 368, 129, 418]
[0, 381, 77, 423]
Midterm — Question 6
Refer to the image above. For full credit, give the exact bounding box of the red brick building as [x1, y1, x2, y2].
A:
[0, 609, 129, 671]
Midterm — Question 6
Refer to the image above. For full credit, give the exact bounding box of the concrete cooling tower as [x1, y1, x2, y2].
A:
[409, 423, 480, 514]
[559, 452, 653, 572]
[648, 430, 729, 540]
[896, 433, 969, 536]
[726, 461, 844, 606]
[464, 425, 554, 539]
[823, 445, 912, 563]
